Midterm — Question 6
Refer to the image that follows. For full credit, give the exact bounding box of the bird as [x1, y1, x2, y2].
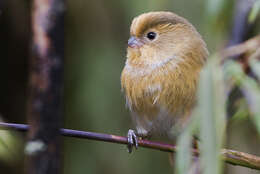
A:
[121, 11, 209, 152]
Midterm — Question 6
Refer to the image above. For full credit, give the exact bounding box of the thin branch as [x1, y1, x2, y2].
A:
[221, 35, 260, 59]
[221, 149, 260, 170]
[0, 122, 260, 170]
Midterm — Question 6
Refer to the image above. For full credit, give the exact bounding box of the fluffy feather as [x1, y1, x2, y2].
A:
[121, 11, 208, 138]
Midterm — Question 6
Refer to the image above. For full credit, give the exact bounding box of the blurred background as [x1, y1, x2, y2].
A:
[0, 0, 259, 173]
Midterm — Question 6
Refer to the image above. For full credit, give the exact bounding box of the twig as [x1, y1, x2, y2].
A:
[221, 149, 260, 170]
[0, 122, 260, 170]
[221, 35, 260, 59]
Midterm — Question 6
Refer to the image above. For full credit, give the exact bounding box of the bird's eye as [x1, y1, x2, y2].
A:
[146, 32, 156, 40]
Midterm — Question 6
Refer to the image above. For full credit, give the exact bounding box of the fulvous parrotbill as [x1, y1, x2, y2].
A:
[121, 11, 208, 152]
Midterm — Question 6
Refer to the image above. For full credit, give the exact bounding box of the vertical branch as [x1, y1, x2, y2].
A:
[27, 0, 65, 174]
[227, 0, 255, 47]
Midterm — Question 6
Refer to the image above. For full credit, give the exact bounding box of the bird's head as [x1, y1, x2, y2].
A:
[126, 11, 208, 70]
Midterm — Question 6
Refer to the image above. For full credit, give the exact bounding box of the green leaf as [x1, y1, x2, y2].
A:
[175, 129, 193, 174]
[245, 57, 260, 133]
[230, 98, 250, 122]
[175, 115, 199, 174]
[0, 130, 23, 163]
[224, 59, 260, 134]
[241, 84, 260, 134]
[249, 52, 260, 78]
[198, 56, 226, 174]
[248, 0, 260, 23]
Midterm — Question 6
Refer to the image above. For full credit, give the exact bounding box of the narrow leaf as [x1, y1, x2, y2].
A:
[248, 0, 260, 23]
[198, 57, 226, 174]
[225, 60, 260, 134]
[175, 115, 199, 174]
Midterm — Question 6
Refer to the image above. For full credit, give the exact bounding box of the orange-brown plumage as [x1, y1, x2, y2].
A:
[121, 11, 208, 143]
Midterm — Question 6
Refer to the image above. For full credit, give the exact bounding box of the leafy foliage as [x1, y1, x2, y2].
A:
[175, 57, 226, 174]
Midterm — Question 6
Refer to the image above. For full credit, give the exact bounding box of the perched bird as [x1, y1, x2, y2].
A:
[121, 11, 208, 152]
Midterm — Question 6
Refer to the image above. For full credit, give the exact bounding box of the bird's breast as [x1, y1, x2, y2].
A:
[122, 70, 162, 120]
[121, 62, 183, 131]
[121, 59, 200, 137]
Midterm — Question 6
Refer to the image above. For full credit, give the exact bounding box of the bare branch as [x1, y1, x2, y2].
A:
[0, 122, 260, 170]
[221, 35, 260, 59]
[221, 149, 260, 170]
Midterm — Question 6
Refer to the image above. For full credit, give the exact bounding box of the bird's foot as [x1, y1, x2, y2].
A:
[127, 129, 138, 153]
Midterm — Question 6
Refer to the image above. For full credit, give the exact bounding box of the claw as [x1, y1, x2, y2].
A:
[127, 129, 138, 153]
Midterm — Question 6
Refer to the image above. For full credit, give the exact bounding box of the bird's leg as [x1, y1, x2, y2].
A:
[127, 129, 138, 153]
[127, 128, 150, 153]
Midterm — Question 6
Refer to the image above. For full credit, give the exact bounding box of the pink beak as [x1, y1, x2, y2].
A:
[128, 36, 144, 48]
